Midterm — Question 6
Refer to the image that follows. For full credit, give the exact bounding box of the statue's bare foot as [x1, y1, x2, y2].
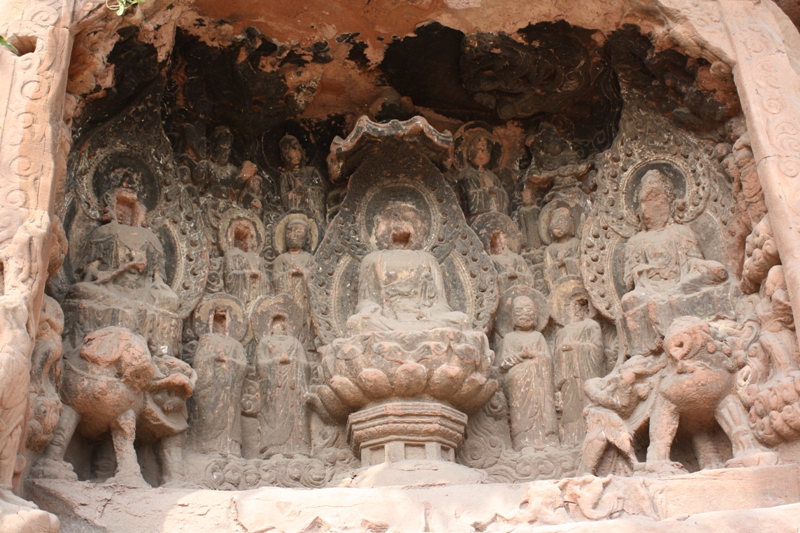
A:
[29, 458, 78, 481]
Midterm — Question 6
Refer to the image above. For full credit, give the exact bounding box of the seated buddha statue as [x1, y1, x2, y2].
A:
[346, 202, 469, 334]
[63, 187, 181, 355]
[621, 169, 731, 355]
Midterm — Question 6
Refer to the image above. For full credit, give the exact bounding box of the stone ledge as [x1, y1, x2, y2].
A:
[25, 463, 800, 532]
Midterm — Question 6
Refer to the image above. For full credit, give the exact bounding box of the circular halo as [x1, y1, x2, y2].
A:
[538, 200, 585, 246]
[193, 294, 248, 342]
[494, 286, 549, 337]
[219, 207, 267, 255]
[249, 294, 304, 339]
[79, 151, 162, 221]
[621, 159, 689, 228]
[549, 277, 596, 327]
[470, 212, 522, 254]
[358, 181, 439, 253]
[452, 122, 501, 171]
[272, 211, 320, 255]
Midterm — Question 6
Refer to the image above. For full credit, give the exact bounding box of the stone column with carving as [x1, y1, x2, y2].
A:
[717, 0, 800, 346]
[0, 0, 74, 529]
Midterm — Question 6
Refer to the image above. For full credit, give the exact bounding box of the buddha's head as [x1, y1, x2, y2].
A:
[270, 314, 289, 336]
[637, 169, 674, 231]
[285, 219, 310, 252]
[512, 295, 536, 331]
[568, 293, 591, 324]
[230, 219, 258, 253]
[374, 202, 426, 251]
[108, 187, 147, 227]
[468, 135, 492, 170]
[489, 228, 508, 255]
[549, 207, 574, 242]
[280, 135, 305, 169]
[211, 307, 229, 336]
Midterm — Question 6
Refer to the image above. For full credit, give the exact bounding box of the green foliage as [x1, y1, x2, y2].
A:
[105, 0, 146, 16]
[0, 35, 19, 55]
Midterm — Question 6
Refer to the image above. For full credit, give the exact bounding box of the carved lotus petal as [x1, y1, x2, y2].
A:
[356, 368, 392, 399]
[393, 362, 427, 397]
[428, 364, 465, 400]
[328, 376, 370, 408]
[460, 377, 499, 415]
[316, 384, 350, 421]
[449, 372, 488, 409]
[781, 404, 800, 432]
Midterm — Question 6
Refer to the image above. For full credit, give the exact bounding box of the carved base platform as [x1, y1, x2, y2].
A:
[25, 464, 800, 532]
[346, 401, 468, 466]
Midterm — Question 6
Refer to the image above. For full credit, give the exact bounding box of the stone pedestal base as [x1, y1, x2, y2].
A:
[26, 464, 800, 532]
[347, 401, 468, 466]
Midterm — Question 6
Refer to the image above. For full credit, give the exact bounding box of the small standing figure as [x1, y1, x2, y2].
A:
[27, 218, 68, 453]
[500, 295, 559, 450]
[187, 298, 248, 457]
[543, 207, 581, 292]
[457, 133, 509, 218]
[221, 211, 271, 309]
[272, 215, 316, 350]
[278, 135, 326, 225]
[517, 186, 543, 256]
[472, 212, 535, 295]
[552, 283, 605, 446]
[194, 126, 239, 199]
[489, 229, 535, 295]
[237, 160, 272, 215]
[524, 122, 591, 205]
[252, 315, 311, 457]
[621, 169, 729, 355]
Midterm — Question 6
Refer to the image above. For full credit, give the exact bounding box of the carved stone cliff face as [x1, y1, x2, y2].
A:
[7, 1, 800, 530]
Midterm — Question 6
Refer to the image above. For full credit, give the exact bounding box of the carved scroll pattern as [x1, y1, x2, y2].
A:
[718, 0, 800, 340]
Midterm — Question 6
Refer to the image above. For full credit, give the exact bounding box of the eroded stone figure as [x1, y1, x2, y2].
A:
[579, 355, 664, 474]
[0, 217, 58, 528]
[517, 186, 543, 256]
[741, 266, 800, 445]
[33, 327, 196, 487]
[347, 202, 469, 334]
[489, 225, 535, 295]
[544, 207, 581, 292]
[237, 160, 270, 215]
[500, 295, 559, 450]
[272, 217, 315, 349]
[62, 187, 182, 356]
[194, 126, 239, 199]
[457, 134, 509, 218]
[278, 135, 326, 224]
[251, 315, 311, 457]
[621, 170, 730, 355]
[187, 305, 247, 456]
[34, 189, 195, 486]
[646, 317, 778, 475]
[524, 122, 591, 205]
[553, 291, 605, 446]
[223, 217, 271, 309]
[27, 219, 68, 453]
